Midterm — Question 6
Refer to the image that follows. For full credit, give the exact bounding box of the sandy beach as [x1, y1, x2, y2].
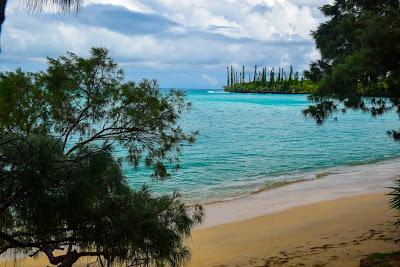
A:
[190, 193, 399, 267]
[2, 160, 400, 266]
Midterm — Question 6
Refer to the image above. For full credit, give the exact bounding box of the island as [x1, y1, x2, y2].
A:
[224, 65, 318, 94]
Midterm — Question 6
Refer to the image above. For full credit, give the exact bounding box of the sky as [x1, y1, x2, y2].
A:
[0, 0, 330, 88]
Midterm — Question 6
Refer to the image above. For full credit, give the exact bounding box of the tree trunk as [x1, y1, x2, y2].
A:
[0, 0, 6, 32]
[57, 251, 80, 267]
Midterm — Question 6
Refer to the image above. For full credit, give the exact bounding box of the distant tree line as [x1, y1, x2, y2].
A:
[225, 65, 317, 93]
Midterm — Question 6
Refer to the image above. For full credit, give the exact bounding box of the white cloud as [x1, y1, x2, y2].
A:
[202, 74, 219, 86]
[84, 0, 155, 13]
[0, 0, 331, 88]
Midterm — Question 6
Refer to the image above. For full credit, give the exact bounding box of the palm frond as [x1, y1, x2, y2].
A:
[388, 179, 400, 226]
[22, 0, 81, 13]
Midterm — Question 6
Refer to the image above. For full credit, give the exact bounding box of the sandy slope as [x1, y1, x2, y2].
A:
[189, 193, 400, 267]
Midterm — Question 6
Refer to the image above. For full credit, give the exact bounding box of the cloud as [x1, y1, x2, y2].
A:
[202, 74, 219, 86]
[0, 0, 330, 88]
[76, 4, 179, 35]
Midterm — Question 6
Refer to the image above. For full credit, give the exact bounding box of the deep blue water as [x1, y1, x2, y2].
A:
[121, 89, 400, 203]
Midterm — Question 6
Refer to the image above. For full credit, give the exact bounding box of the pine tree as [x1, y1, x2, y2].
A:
[253, 65, 257, 82]
[230, 65, 234, 86]
[227, 66, 230, 87]
[269, 67, 275, 89]
[277, 67, 281, 84]
[235, 71, 238, 85]
[263, 67, 267, 85]
[242, 66, 245, 84]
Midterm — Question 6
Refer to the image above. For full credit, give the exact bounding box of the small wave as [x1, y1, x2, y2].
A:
[187, 175, 323, 206]
[207, 90, 227, 94]
[184, 157, 400, 207]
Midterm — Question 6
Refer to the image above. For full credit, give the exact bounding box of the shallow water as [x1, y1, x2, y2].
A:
[121, 90, 400, 203]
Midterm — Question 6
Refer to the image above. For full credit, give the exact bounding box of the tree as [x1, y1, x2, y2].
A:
[269, 67, 275, 88]
[303, 60, 330, 82]
[230, 65, 234, 86]
[288, 65, 293, 85]
[0, 0, 6, 34]
[304, 0, 400, 125]
[242, 66, 245, 84]
[226, 66, 230, 87]
[302, 0, 400, 223]
[0, 48, 203, 267]
[277, 67, 281, 83]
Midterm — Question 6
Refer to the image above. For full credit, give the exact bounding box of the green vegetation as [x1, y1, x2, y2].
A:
[303, 0, 400, 125]
[0, 48, 203, 267]
[360, 251, 400, 267]
[224, 65, 318, 94]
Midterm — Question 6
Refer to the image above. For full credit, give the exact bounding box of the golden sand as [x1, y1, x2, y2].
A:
[189, 193, 399, 267]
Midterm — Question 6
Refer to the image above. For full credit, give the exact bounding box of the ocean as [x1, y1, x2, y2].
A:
[120, 89, 400, 204]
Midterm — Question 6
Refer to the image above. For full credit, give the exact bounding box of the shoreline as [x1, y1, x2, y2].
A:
[224, 89, 310, 94]
[188, 156, 400, 207]
[199, 158, 400, 228]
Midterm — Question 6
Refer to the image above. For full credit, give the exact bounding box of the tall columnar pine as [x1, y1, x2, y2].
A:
[263, 67, 267, 85]
[226, 66, 230, 87]
[230, 65, 234, 86]
[242, 66, 245, 84]
[269, 67, 275, 88]
[277, 67, 281, 83]
[253, 65, 257, 82]
[235, 71, 238, 85]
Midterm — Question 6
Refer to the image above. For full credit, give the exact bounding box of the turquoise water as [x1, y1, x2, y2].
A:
[123, 90, 400, 203]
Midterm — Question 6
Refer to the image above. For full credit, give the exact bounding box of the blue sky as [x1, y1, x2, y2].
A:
[0, 0, 330, 88]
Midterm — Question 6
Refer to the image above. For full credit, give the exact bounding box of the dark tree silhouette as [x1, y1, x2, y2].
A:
[0, 48, 203, 267]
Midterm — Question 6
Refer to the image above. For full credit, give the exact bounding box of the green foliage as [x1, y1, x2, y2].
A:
[224, 65, 318, 94]
[304, 0, 400, 126]
[0, 48, 203, 267]
[360, 251, 400, 267]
